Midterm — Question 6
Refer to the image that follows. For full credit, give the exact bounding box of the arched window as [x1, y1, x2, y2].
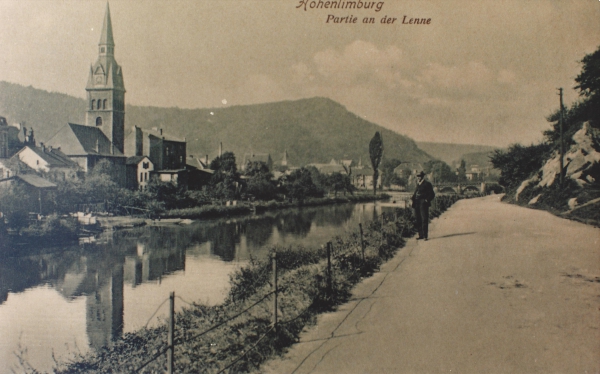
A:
[91, 99, 95, 109]
[103, 99, 107, 109]
[96, 117, 102, 126]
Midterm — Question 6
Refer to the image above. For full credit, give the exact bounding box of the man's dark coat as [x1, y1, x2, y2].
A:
[411, 179, 435, 205]
[412, 179, 436, 239]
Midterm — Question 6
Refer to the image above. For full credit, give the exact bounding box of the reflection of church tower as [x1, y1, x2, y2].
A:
[86, 263, 124, 350]
[0, 117, 8, 158]
[86, 3, 126, 154]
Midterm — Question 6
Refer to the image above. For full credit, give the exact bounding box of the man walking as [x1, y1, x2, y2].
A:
[411, 171, 435, 240]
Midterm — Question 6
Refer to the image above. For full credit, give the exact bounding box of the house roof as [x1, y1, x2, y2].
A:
[17, 145, 78, 168]
[13, 174, 57, 189]
[126, 155, 151, 165]
[46, 123, 124, 157]
[352, 168, 373, 177]
[186, 156, 209, 169]
[155, 169, 186, 174]
[313, 164, 346, 174]
[185, 163, 214, 174]
[394, 163, 423, 174]
[123, 127, 185, 154]
[142, 127, 185, 143]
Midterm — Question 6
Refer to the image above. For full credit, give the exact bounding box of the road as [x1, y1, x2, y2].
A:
[262, 195, 600, 374]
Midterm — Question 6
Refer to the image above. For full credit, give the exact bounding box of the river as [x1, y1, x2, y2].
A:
[0, 198, 409, 373]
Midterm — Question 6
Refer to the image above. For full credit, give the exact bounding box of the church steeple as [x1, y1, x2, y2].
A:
[86, 2, 125, 154]
[99, 3, 115, 56]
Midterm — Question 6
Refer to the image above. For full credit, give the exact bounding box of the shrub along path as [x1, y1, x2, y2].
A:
[261, 194, 600, 374]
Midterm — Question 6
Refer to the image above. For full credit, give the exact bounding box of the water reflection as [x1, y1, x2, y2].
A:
[0, 202, 382, 374]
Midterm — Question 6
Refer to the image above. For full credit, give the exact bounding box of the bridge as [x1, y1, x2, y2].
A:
[432, 181, 487, 194]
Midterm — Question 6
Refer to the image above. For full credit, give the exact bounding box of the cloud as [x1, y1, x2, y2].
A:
[312, 40, 406, 88]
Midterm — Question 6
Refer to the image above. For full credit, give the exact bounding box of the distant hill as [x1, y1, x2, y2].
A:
[460, 150, 498, 169]
[416, 141, 499, 166]
[0, 81, 433, 166]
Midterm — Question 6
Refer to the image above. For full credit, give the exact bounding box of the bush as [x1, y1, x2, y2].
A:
[490, 143, 552, 191]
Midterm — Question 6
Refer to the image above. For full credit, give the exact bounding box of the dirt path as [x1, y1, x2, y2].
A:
[262, 195, 600, 374]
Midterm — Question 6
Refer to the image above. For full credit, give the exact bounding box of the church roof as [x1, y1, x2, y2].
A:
[99, 3, 115, 47]
[46, 123, 124, 157]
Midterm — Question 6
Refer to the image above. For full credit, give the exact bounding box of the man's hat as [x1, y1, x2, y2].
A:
[416, 171, 426, 178]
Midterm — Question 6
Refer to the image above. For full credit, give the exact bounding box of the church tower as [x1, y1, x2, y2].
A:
[86, 3, 125, 154]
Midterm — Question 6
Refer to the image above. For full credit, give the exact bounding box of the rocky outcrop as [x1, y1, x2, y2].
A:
[516, 121, 600, 204]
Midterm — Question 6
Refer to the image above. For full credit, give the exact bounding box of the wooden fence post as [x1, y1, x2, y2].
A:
[326, 242, 332, 297]
[359, 223, 365, 262]
[380, 214, 384, 246]
[272, 251, 278, 333]
[168, 292, 175, 374]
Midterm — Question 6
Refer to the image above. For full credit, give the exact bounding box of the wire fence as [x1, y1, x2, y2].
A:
[93, 195, 461, 374]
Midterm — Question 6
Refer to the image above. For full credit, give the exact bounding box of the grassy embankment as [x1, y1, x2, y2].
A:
[50, 195, 460, 374]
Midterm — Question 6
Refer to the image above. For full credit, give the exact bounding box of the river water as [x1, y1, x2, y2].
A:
[0, 198, 408, 373]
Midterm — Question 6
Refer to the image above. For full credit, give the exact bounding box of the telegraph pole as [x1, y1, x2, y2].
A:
[557, 88, 565, 187]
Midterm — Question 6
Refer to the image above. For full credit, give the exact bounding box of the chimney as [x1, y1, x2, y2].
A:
[40, 142, 45, 152]
[160, 128, 163, 136]
[219, 142, 223, 157]
[205, 155, 208, 165]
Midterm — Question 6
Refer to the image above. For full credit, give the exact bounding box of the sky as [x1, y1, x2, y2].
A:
[0, 0, 598, 147]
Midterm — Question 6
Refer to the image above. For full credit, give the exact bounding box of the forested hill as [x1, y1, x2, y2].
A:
[416, 141, 498, 165]
[0, 81, 432, 166]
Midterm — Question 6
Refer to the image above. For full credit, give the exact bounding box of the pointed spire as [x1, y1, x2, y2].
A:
[99, 2, 114, 47]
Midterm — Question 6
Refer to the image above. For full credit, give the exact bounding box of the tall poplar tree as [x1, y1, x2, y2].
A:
[369, 132, 384, 195]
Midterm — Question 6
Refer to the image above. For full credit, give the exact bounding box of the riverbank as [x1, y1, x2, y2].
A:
[97, 193, 391, 230]
[52, 195, 459, 373]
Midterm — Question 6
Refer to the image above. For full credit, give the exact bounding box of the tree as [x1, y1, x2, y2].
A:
[490, 143, 551, 191]
[244, 161, 276, 200]
[280, 167, 323, 202]
[209, 152, 240, 200]
[574, 45, 600, 99]
[545, 45, 600, 148]
[457, 160, 467, 182]
[423, 160, 457, 183]
[369, 132, 384, 195]
[381, 158, 402, 188]
[326, 172, 355, 197]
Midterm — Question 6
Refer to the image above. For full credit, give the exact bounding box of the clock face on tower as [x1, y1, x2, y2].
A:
[95, 75, 103, 84]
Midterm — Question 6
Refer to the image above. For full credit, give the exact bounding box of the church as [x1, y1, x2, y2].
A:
[1, 3, 192, 190]
[46, 3, 127, 185]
